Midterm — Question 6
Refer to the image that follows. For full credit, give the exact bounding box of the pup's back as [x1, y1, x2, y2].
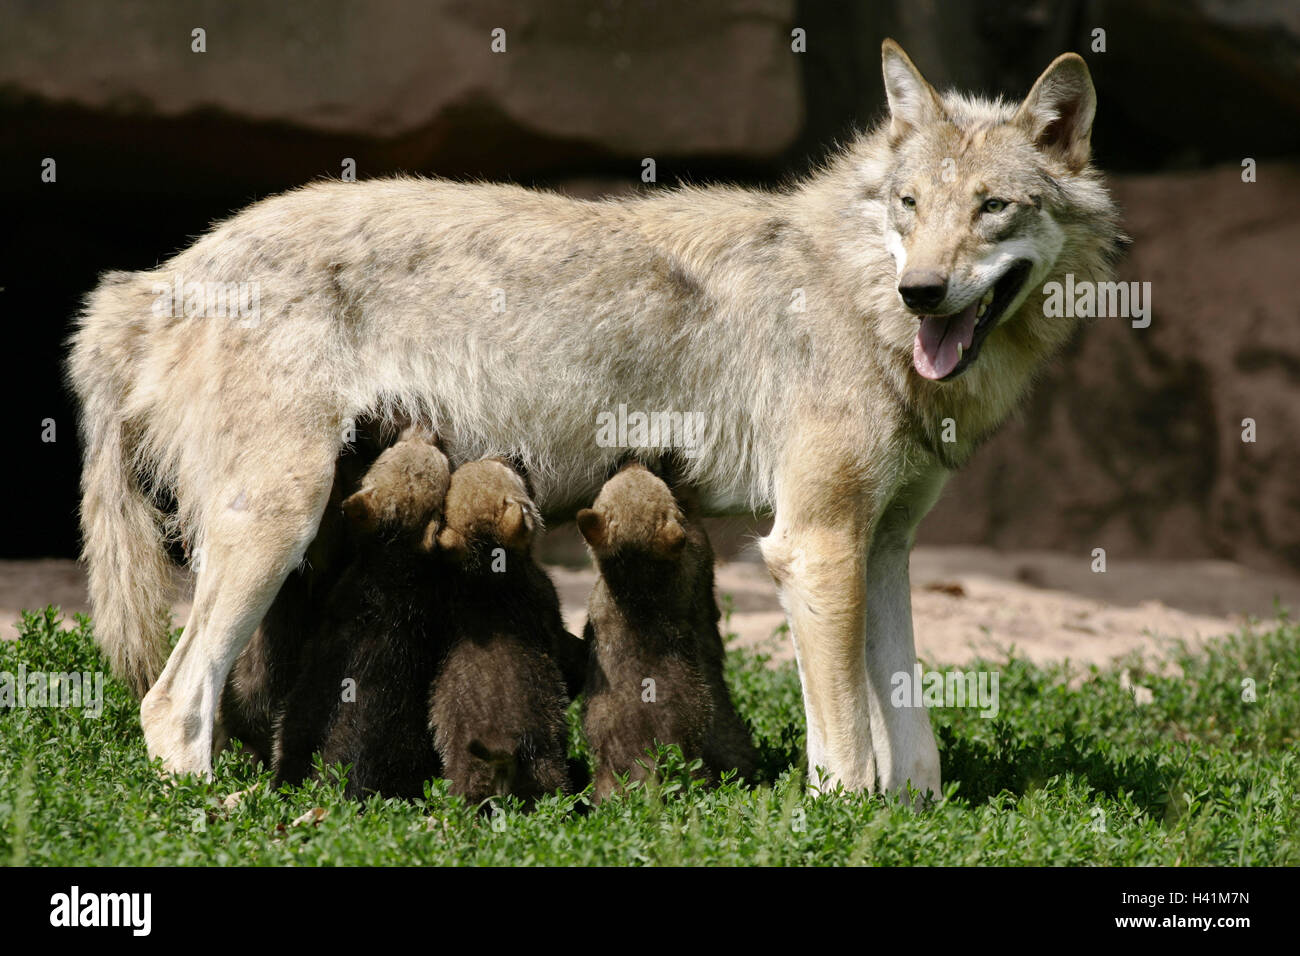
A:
[431, 634, 570, 805]
[578, 464, 757, 799]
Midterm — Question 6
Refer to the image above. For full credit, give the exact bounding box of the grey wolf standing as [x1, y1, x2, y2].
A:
[579, 463, 758, 800]
[69, 39, 1119, 794]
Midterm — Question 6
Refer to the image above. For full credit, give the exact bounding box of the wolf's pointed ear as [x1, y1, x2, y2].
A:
[881, 38, 944, 142]
[576, 508, 606, 549]
[655, 517, 687, 558]
[499, 499, 535, 550]
[341, 487, 377, 533]
[436, 525, 468, 560]
[1015, 53, 1096, 172]
[418, 514, 442, 553]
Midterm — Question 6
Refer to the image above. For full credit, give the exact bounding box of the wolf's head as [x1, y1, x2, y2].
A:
[577, 463, 718, 625]
[577, 463, 688, 562]
[341, 439, 451, 550]
[576, 463, 714, 606]
[858, 39, 1118, 384]
[434, 458, 540, 562]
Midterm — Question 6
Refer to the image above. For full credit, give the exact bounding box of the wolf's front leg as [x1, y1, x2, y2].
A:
[861, 525, 941, 799]
[859, 473, 947, 799]
[761, 510, 876, 792]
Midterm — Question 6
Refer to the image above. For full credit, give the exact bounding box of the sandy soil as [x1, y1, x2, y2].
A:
[4, 546, 1295, 668]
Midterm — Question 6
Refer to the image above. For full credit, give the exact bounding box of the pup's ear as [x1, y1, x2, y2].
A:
[881, 38, 944, 142]
[576, 508, 606, 549]
[341, 487, 378, 533]
[418, 514, 442, 553]
[1014, 52, 1096, 172]
[436, 525, 468, 561]
[499, 499, 535, 550]
[655, 517, 687, 558]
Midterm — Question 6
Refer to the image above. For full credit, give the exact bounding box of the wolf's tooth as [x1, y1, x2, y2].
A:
[977, 303, 987, 318]
[981, 287, 995, 307]
[956, 343, 963, 360]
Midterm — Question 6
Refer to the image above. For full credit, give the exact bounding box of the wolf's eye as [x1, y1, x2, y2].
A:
[982, 198, 1008, 214]
[900, 195, 916, 210]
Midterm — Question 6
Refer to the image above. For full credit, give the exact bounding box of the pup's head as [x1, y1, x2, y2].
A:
[434, 458, 539, 562]
[861, 39, 1117, 383]
[341, 439, 452, 550]
[576, 463, 690, 563]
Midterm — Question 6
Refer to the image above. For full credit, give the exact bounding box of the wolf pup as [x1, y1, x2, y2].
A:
[427, 458, 579, 806]
[272, 437, 452, 799]
[73, 39, 1120, 794]
[578, 464, 757, 800]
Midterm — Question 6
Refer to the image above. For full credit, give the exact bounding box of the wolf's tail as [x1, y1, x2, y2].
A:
[70, 274, 173, 698]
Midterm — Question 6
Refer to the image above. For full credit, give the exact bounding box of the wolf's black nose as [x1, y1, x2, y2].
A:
[898, 271, 948, 311]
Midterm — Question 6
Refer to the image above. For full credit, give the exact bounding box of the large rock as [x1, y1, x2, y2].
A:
[0, 0, 801, 168]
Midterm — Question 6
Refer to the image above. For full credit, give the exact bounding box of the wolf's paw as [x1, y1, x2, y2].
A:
[140, 687, 215, 779]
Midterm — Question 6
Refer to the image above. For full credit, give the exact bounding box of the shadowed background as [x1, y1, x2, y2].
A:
[2, 0, 1298, 589]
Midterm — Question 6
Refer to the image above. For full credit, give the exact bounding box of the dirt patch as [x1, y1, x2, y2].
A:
[5, 545, 1293, 668]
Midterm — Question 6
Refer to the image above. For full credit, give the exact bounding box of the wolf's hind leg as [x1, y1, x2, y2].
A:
[140, 441, 336, 777]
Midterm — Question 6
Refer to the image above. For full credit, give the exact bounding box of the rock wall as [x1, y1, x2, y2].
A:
[1, 0, 1297, 570]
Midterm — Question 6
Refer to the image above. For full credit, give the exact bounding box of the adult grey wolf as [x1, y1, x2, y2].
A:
[68, 39, 1119, 793]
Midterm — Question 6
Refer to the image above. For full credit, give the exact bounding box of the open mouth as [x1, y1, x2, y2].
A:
[911, 259, 1033, 381]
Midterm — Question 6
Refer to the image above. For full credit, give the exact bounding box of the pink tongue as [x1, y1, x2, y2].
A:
[912, 303, 978, 380]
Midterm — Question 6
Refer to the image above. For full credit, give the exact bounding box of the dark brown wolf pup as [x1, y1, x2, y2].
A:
[578, 463, 757, 800]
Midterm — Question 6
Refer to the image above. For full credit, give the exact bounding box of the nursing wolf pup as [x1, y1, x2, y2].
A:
[427, 458, 577, 806]
[272, 437, 452, 799]
[579, 464, 757, 801]
[71, 38, 1120, 795]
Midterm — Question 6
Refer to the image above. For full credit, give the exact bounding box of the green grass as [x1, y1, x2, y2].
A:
[1, 604, 1296, 865]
